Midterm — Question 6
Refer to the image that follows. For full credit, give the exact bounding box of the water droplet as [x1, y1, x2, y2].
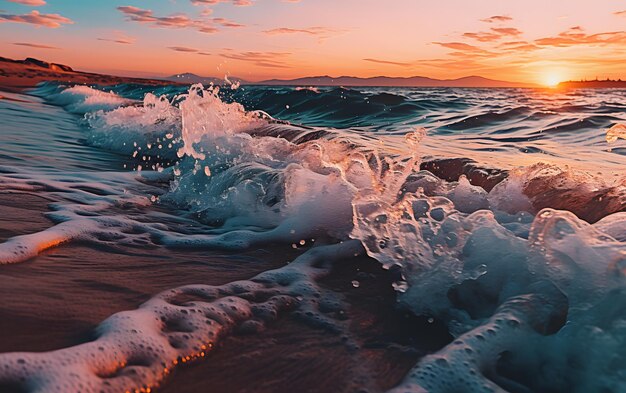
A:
[392, 281, 408, 293]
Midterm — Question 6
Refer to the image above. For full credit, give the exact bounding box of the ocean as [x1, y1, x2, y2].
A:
[0, 82, 624, 393]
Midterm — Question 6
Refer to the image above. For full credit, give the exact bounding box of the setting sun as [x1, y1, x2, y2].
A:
[544, 73, 563, 87]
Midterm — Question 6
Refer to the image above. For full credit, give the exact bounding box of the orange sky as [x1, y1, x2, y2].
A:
[1, 0, 625, 84]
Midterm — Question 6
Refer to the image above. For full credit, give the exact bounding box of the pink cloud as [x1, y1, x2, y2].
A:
[0, 10, 73, 28]
[433, 42, 484, 51]
[13, 42, 58, 49]
[535, 26, 626, 47]
[191, 0, 253, 6]
[221, 51, 292, 68]
[263, 26, 343, 38]
[499, 41, 539, 52]
[363, 58, 412, 67]
[168, 46, 199, 52]
[481, 15, 512, 23]
[117, 6, 222, 33]
[491, 27, 522, 36]
[6, 0, 46, 5]
[463, 31, 501, 42]
[212, 17, 244, 28]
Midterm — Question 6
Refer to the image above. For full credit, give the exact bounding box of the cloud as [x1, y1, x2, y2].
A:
[97, 31, 136, 44]
[212, 17, 244, 28]
[117, 6, 221, 33]
[168, 46, 199, 52]
[481, 15, 512, 23]
[432, 42, 495, 59]
[97, 38, 135, 44]
[463, 31, 501, 42]
[491, 27, 522, 36]
[263, 26, 343, 38]
[6, 0, 46, 5]
[535, 26, 626, 47]
[433, 42, 485, 51]
[13, 42, 58, 49]
[499, 41, 539, 52]
[463, 27, 522, 42]
[191, 0, 253, 6]
[0, 10, 73, 27]
[220, 51, 292, 68]
[614, 10, 626, 16]
[363, 58, 412, 67]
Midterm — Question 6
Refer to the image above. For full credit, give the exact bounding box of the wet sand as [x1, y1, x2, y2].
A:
[159, 255, 451, 393]
[0, 192, 451, 392]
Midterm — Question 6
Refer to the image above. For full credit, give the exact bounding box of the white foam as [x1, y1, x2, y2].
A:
[41, 85, 133, 114]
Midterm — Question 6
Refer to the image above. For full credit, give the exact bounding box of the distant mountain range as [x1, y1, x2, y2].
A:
[163, 73, 537, 88]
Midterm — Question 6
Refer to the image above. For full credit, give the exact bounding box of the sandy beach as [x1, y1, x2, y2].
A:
[0, 57, 177, 93]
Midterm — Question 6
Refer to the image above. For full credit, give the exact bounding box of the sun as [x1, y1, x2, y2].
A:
[543, 73, 562, 88]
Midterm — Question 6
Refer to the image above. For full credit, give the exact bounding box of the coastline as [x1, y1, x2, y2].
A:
[0, 57, 180, 93]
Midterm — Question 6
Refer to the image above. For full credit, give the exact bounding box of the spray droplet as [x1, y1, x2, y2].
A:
[392, 281, 408, 293]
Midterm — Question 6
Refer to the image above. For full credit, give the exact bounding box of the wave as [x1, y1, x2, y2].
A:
[0, 83, 624, 392]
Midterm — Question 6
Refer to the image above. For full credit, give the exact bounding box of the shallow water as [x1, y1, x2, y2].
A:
[0, 82, 624, 393]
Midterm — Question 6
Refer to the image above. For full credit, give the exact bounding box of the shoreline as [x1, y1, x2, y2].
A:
[0, 57, 182, 93]
[0, 190, 448, 392]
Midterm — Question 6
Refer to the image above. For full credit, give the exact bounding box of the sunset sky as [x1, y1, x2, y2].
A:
[1, 0, 625, 84]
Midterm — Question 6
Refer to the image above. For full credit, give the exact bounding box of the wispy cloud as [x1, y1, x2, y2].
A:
[535, 26, 626, 47]
[13, 42, 58, 49]
[614, 10, 626, 16]
[97, 31, 136, 44]
[363, 58, 412, 67]
[432, 41, 495, 59]
[212, 17, 244, 28]
[491, 27, 522, 36]
[6, 0, 46, 6]
[117, 6, 221, 33]
[481, 15, 512, 23]
[463, 31, 501, 42]
[191, 0, 253, 6]
[263, 26, 344, 39]
[0, 10, 73, 27]
[499, 41, 539, 52]
[221, 51, 292, 68]
[168, 46, 199, 52]
[433, 42, 485, 52]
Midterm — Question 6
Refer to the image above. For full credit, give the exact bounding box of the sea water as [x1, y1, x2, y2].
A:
[0, 82, 624, 392]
